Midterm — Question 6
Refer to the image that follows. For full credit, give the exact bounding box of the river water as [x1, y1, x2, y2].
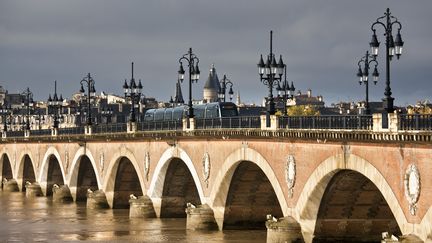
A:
[0, 191, 267, 243]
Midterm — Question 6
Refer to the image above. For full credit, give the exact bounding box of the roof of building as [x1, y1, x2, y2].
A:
[204, 64, 221, 91]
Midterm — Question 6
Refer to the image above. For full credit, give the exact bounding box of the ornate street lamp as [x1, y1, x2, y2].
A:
[47, 80, 63, 128]
[178, 48, 200, 120]
[356, 51, 379, 115]
[369, 8, 404, 113]
[101, 107, 113, 124]
[0, 102, 11, 132]
[122, 62, 143, 123]
[257, 30, 285, 127]
[276, 65, 295, 116]
[21, 87, 34, 130]
[79, 73, 96, 126]
[218, 74, 234, 102]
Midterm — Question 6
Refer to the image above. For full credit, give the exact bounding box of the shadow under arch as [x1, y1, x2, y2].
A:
[68, 147, 101, 201]
[209, 147, 288, 230]
[38, 147, 66, 196]
[0, 152, 13, 189]
[103, 149, 146, 209]
[148, 146, 205, 217]
[294, 153, 408, 242]
[16, 153, 37, 192]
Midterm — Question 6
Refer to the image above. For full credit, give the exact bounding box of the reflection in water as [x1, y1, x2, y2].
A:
[0, 191, 266, 242]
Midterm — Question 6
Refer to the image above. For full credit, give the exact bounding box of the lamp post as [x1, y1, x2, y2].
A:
[276, 65, 295, 116]
[257, 30, 285, 127]
[101, 107, 113, 124]
[47, 80, 63, 128]
[0, 102, 11, 132]
[369, 8, 404, 113]
[178, 48, 200, 120]
[218, 74, 234, 102]
[21, 87, 34, 130]
[79, 73, 96, 126]
[356, 51, 379, 115]
[122, 62, 143, 123]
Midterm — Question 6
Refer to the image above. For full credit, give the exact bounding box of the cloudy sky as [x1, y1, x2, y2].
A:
[1, 0, 431, 106]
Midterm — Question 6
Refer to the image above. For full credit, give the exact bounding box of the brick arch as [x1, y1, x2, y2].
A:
[38, 146, 66, 196]
[16, 153, 37, 191]
[68, 147, 101, 201]
[209, 147, 288, 230]
[148, 146, 205, 216]
[295, 153, 408, 242]
[103, 148, 146, 208]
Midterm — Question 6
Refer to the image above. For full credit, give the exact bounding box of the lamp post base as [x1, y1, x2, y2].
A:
[382, 97, 395, 113]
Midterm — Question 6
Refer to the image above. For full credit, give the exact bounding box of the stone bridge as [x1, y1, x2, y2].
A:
[1, 122, 432, 242]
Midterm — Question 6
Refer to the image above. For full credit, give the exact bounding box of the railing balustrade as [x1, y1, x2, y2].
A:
[59, 126, 85, 135]
[195, 116, 261, 129]
[137, 120, 182, 131]
[6, 130, 25, 137]
[398, 114, 432, 131]
[278, 115, 373, 130]
[30, 129, 52, 136]
[92, 123, 127, 134]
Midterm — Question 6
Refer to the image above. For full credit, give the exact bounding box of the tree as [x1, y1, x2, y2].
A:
[287, 105, 320, 116]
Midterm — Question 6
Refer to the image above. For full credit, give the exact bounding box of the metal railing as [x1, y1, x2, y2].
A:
[398, 114, 432, 131]
[92, 123, 127, 134]
[195, 116, 261, 129]
[59, 126, 85, 135]
[278, 115, 373, 130]
[30, 129, 52, 136]
[137, 120, 182, 131]
[6, 130, 25, 137]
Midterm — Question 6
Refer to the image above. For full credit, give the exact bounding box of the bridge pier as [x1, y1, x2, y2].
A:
[129, 195, 156, 218]
[265, 216, 304, 243]
[52, 184, 73, 202]
[87, 189, 109, 209]
[25, 182, 43, 197]
[185, 203, 218, 230]
[2, 178, 19, 192]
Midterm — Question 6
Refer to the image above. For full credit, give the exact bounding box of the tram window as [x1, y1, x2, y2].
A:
[164, 108, 173, 120]
[144, 110, 155, 121]
[173, 107, 185, 120]
[154, 109, 165, 121]
[194, 105, 205, 119]
[205, 104, 218, 118]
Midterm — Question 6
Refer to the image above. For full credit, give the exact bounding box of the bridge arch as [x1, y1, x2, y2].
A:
[209, 147, 288, 229]
[68, 147, 101, 201]
[16, 152, 37, 191]
[148, 146, 205, 217]
[38, 146, 66, 196]
[0, 151, 14, 188]
[295, 153, 408, 242]
[103, 148, 145, 208]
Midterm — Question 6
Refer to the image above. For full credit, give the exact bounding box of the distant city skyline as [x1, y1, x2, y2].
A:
[1, 0, 431, 106]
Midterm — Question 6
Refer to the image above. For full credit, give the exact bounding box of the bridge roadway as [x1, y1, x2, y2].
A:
[0, 114, 431, 242]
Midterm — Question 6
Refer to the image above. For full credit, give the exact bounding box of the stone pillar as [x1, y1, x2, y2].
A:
[84, 125, 92, 135]
[183, 118, 195, 131]
[51, 128, 58, 136]
[266, 216, 304, 243]
[388, 112, 399, 132]
[52, 184, 73, 203]
[260, 115, 279, 130]
[127, 122, 137, 133]
[129, 195, 156, 218]
[185, 203, 218, 230]
[25, 181, 43, 197]
[87, 189, 109, 209]
[373, 113, 384, 132]
[2, 178, 19, 192]
[2, 131, 6, 138]
[24, 130, 30, 138]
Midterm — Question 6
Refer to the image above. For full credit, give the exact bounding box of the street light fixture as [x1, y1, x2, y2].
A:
[218, 74, 234, 102]
[178, 48, 200, 120]
[122, 62, 143, 123]
[21, 87, 34, 130]
[356, 51, 379, 115]
[276, 65, 295, 116]
[369, 8, 404, 113]
[47, 80, 63, 129]
[79, 73, 96, 126]
[257, 30, 285, 127]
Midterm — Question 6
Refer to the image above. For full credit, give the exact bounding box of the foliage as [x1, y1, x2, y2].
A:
[287, 105, 320, 116]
